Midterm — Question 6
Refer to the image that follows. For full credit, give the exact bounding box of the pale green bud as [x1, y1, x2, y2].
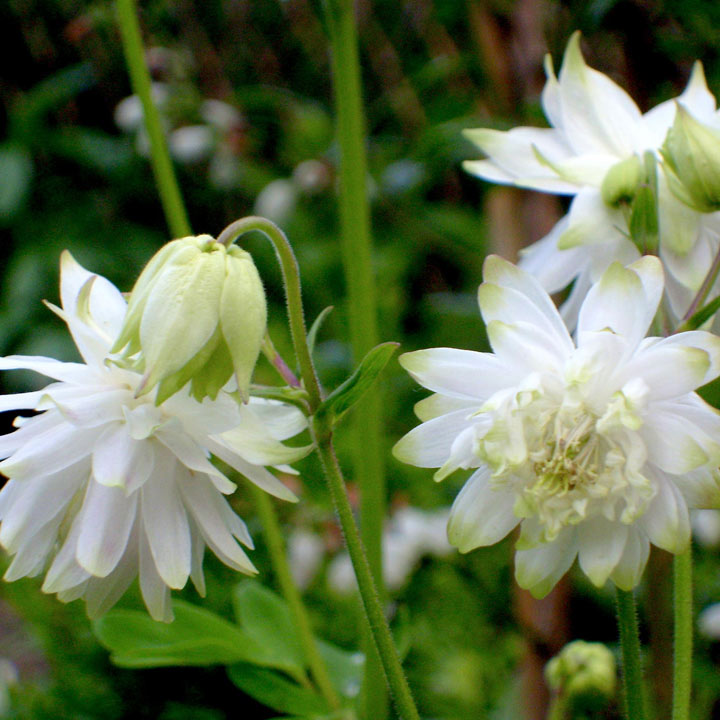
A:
[112, 235, 267, 404]
[601, 154, 643, 206]
[545, 640, 616, 704]
[662, 105, 720, 213]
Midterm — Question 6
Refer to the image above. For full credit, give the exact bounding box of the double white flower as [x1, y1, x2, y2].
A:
[394, 255, 720, 596]
[0, 253, 308, 621]
[464, 32, 720, 324]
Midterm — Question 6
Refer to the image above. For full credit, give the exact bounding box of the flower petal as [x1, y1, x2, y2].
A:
[447, 468, 520, 552]
[577, 517, 627, 586]
[609, 527, 650, 590]
[92, 424, 155, 493]
[640, 473, 691, 553]
[514, 528, 577, 598]
[399, 348, 519, 401]
[139, 527, 173, 622]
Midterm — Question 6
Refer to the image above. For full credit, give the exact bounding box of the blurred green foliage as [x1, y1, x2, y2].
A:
[2, 0, 720, 718]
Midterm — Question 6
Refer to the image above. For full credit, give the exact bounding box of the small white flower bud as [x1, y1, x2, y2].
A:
[112, 234, 266, 404]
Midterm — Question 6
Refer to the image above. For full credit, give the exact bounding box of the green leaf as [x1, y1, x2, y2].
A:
[227, 664, 330, 717]
[232, 580, 305, 674]
[317, 641, 364, 700]
[0, 144, 33, 223]
[316, 342, 399, 425]
[307, 306, 334, 357]
[93, 600, 267, 668]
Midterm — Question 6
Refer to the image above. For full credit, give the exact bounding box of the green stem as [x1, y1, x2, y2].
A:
[672, 547, 693, 720]
[312, 417, 421, 720]
[116, 0, 192, 239]
[217, 217, 323, 409]
[324, 3, 387, 715]
[250, 485, 341, 710]
[547, 693, 568, 720]
[615, 588, 648, 720]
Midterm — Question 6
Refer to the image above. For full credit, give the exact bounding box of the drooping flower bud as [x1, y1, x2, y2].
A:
[662, 105, 720, 213]
[112, 234, 266, 404]
[545, 640, 616, 707]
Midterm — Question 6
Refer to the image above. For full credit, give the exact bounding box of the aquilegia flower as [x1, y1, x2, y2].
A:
[464, 32, 720, 325]
[0, 252, 309, 621]
[394, 255, 720, 596]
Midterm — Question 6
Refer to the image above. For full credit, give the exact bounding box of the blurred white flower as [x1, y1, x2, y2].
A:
[0, 658, 17, 717]
[113, 83, 170, 133]
[168, 125, 215, 164]
[691, 509, 720, 548]
[394, 255, 720, 596]
[0, 252, 309, 621]
[329, 506, 452, 593]
[287, 529, 325, 590]
[254, 179, 298, 226]
[464, 32, 719, 326]
[699, 603, 720, 639]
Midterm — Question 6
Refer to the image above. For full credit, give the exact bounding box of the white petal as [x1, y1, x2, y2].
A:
[178, 473, 257, 575]
[4, 515, 64, 581]
[76, 482, 138, 577]
[609, 527, 650, 590]
[42, 518, 92, 593]
[40, 387, 127, 428]
[556, 32, 642, 157]
[0, 390, 46, 411]
[447, 468, 519, 551]
[156, 427, 235, 493]
[140, 459, 191, 589]
[577, 517, 627, 586]
[514, 527, 577, 598]
[92, 424, 155, 493]
[558, 189, 628, 249]
[0, 355, 92, 384]
[675, 468, 720, 509]
[188, 515, 207, 597]
[577, 258, 662, 347]
[0, 422, 99, 480]
[246, 399, 307, 440]
[640, 473, 691, 553]
[392, 409, 477, 468]
[413, 394, 476, 422]
[139, 528, 173, 622]
[400, 348, 521, 401]
[486, 320, 567, 373]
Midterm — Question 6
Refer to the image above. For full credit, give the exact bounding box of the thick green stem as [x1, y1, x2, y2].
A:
[615, 588, 648, 720]
[250, 485, 341, 710]
[217, 217, 322, 409]
[115, 0, 192, 239]
[324, 3, 387, 715]
[312, 418, 421, 720]
[672, 547, 693, 720]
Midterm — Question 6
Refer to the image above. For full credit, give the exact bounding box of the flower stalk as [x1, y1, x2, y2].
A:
[250, 484, 341, 710]
[323, 2, 387, 714]
[115, 0, 191, 239]
[672, 548, 693, 720]
[615, 588, 648, 720]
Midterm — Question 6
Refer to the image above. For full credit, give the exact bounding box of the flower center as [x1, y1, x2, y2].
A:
[478, 381, 654, 542]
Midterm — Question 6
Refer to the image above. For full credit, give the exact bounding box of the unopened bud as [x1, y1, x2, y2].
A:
[662, 105, 720, 213]
[545, 640, 616, 705]
[112, 234, 266, 404]
[601, 154, 643, 206]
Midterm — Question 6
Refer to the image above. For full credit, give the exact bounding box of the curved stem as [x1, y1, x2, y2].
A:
[250, 485, 341, 710]
[682, 242, 720, 323]
[672, 547, 693, 720]
[311, 418, 421, 720]
[615, 587, 648, 720]
[115, 0, 192, 239]
[218, 217, 322, 410]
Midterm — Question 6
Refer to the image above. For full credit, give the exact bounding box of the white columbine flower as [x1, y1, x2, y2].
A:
[0, 252, 309, 621]
[463, 32, 719, 325]
[394, 255, 720, 596]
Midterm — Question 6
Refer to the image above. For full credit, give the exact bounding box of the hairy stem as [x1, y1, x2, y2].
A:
[615, 588, 648, 720]
[672, 547, 693, 720]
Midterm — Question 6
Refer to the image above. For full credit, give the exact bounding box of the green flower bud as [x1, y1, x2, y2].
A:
[601, 154, 643, 206]
[545, 640, 616, 705]
[662, 105, 720, 213]
[112, 234, 266, 404]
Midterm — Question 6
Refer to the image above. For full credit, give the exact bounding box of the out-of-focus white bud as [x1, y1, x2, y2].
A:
[112, 235, 266, 404]
[201, 99, 243, 132]
[293, 160, 331, 195]
[114, 83, 169, 133]
[692, 509, 720, 548]
[254, 179, 297, 226]
[169, 125, 215, 164]
[699, 603, 720, 639]
[288, 530, 325, 590]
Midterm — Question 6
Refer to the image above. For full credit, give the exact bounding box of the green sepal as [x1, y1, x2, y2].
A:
[676, 294, 720, 333]
[315, 342, 399, 426]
